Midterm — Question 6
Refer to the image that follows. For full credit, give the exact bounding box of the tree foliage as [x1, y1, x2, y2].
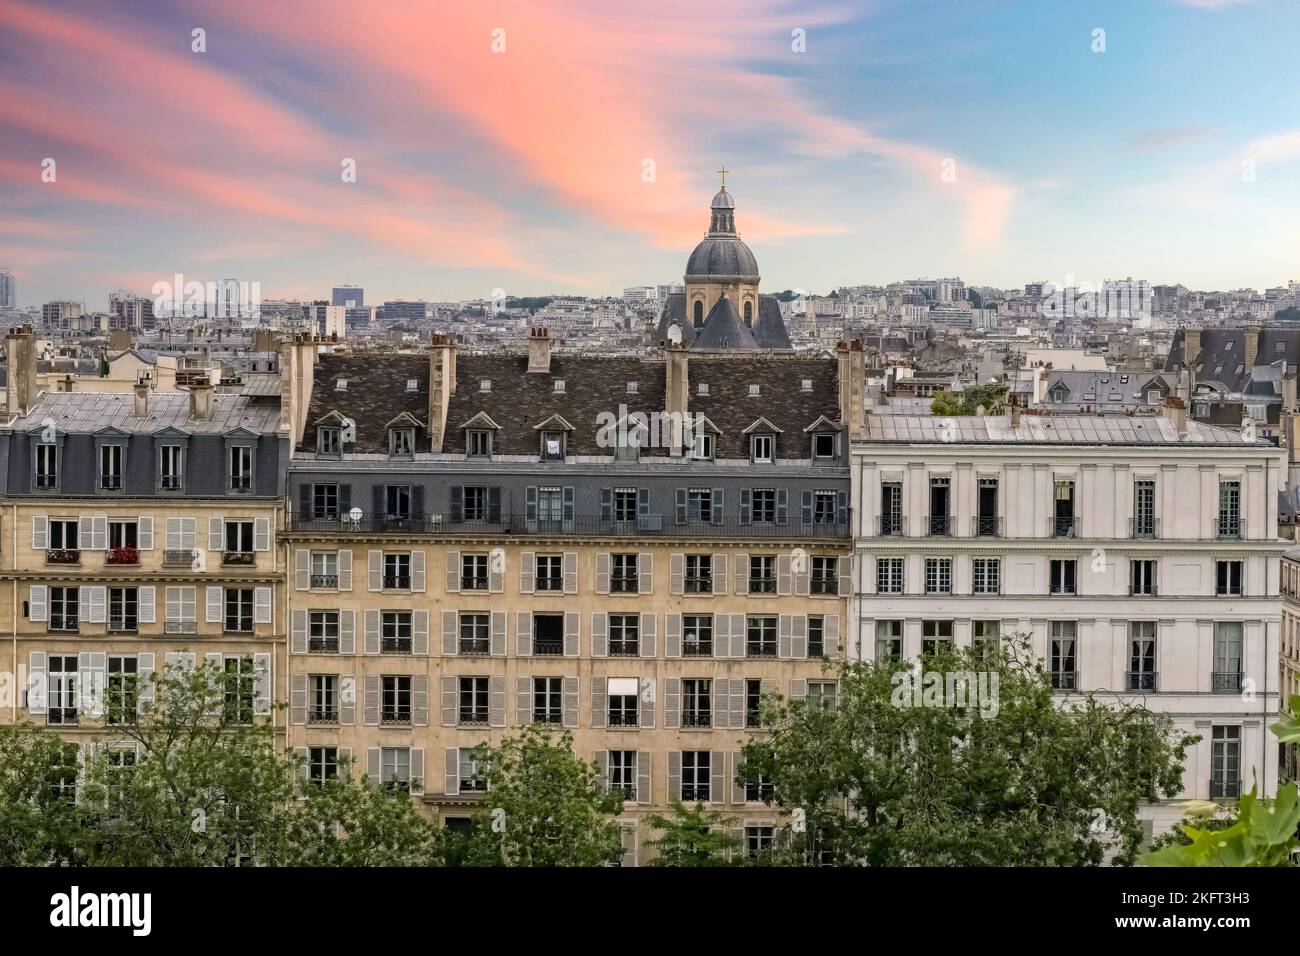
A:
[1142, 784, 1299, 867]
[645, 801, 740, 866]
[0, 724, 89, 866]
[931, 382, 1007, 416]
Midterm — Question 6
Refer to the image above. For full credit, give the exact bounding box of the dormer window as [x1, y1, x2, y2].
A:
[751, 434, 774, 463]
[319, 426, 342, 455]
[480, 379, 492, 393]
[467, 429, 492, 459]
[553, 379, 566, 394]
[35, 443, 58, 489]
[406, 379, 418, 392]
[389, 428, 415, 457]
[801, 379, 813, 393]
[748, 384, 761, 398]
[813, 433, 836, 459]
[335, 378, 348, 391]
[627, 381, 638, 394]
[690, 432, 714, 461]
[541, 431, 566, 462]
[614, 427, 642, 462]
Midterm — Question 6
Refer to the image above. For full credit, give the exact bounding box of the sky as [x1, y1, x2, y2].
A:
[1, 0, 1298, 307]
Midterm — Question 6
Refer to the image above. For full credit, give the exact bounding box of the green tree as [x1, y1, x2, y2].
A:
[0, 724, 91, 865]
[740, 639, 1196, 866]
[645, 801, 740, 866]
[461, 725, 625, 866]
[931, 382, 1007, 416]
[1142, 784, 1299, 867]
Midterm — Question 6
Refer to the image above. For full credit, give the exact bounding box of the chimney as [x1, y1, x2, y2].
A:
[1183, 327, 1201, 390]
[837, 340, 867, 438]
[189, 378, 214, 421]
[5, 324, 38, 416]
[428, 334, 457, 452]
[1244, 326, 1260, 371]
[527, 326, 551, 373]
[1008, 392, 1022, 428]
[664, 340, 690, 455]
[133, 379, 150, 417]
[1162, 394, 1188, 439]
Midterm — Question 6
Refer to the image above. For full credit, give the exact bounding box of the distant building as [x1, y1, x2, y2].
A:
[41, 300, 83, 331]
[109, 290, 156, 332]
[383, 300, 429, 324]
[622, 286, 656, 302]
[0, 269, 15, 309]
[302, 301, 346, 339]
[332, 286, 364, 309]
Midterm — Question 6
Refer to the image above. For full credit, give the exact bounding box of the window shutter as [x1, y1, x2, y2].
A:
[637, 487, 650, 520]
[164, 586, 181, 624]
[364, 676, 380, 724]
[363, 610, 380, 654]
[564, 611, 580, 657]
[836, 491, 848, 527]
[595, 750, 609, 791]
[675, 488, 687, 524]
[181, 517, 197, 550]
[563, 676, 579, 728]
[449, 486, 464, 522]
[595, 552, 611, 595]
[792, 615, 808, 659]
[637, 752, 652, 805]
[668, 752, 682, 802]
[591, 613, 608, 658]
[254, 587, 272, 625]
[714, 614, 730, 659]
[138, 586, 155, 624]
[442, 610, 458, 656]
[666, 613, 681, 657]
[205, 586, 223, 623]
[367, 550, 382, 591]
[291, 674, 308, 724]
[338, 548, 352, 590]
[88, 652, 107, 718]
[713, 678, 729, 729]
[136, 652, 155, 712]
[562, 486, 574, 522]
[445, 550, 461, 593]
[731, 679, 745, 729]
[489, 675, 506, 727]
[525, 486, 538, 523]
[412, 675, 428, 726]
[410, 749, 424, 794]
[252, 654, 272, 716]
[372, 485, 384, 516]
[776, 489, 789, 525]
[731, 614, 747, 659]
[669, 553, 684, 595]
[445, 748, 460, 796]
[32, 515, 47, 550]
[208, 516, 224, 553]
[338, 747, 353, 776]
[516, 612, 533, 656]
[790, 679, 807, 700]
[490, 611, 507, 656]
[779, 614, 793, 660]
[795, 552, 810, 596]
[713, 553, 728, 595]
[339, 610, 356, 654]
[79, 519, 93, 551]
[254, 517, 270, 552]
[340, 677, 356, 725]
[27, 651, 46, 714]
[138, 516, 153, 550]
[665, 678, 680, 728]
[838, 559, 852, 597]
[338, 484, 351, 513]
[732, 752, 747, 805]
[520, 551, 535, 593]
[711, 488, 724, 524]
[298, 484, 312, 519]
[291, 610, 307, 654]
[639, 678, 656, 728]
[92, 516, 108, 551]
[739, 488, 752, 525]
[639, 612, 657, 658]
[165, 516, 181, 551]
[181, 586, 196, 624]
[368, 748, 382, 781]
[84, 586, 106, 624]
[295, 549, 310, 590]
[489, 551, 504, 592]
[599, 488, 613, 521]
[710, 751, 726, 804]
[801, 490, 814, 525]
[441, 676, 457, 727]
[563, 551, 578, 594]
[516, 676, 531, 725]
[638, 553, 652, 593]
[777, 555, 792, 595]
[412, 610, 429, 656]
[591, 676, 608, 728]
[411, 485, 425, 520]
[734, 554, 747, 595]
[824, 615, 840, 658]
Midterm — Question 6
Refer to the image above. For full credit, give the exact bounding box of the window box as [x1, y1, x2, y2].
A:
[45, 549, 80, 565]
[106, 546, 139, 566]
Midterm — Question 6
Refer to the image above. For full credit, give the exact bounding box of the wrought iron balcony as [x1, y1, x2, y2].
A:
[1211, 671, 1243, 694]
[925, 514, 953, 536]
[106, 546, 139, 566]
[163, 549, 196, 567]
[460, 575, 488, 591]
[308, 637, 339, 653]
[877, 515, 906, 537]
[307, 710, 338, 725]
[100, 475, 121, 491]
[165, 621, 197, 634]
[810, 575, 837, 595]
[972, 515, 1002, 538]
[1129, 517, 1159, 539]
[310, 574, 338, 589]
[222, 551, 255, 566]
[1050, 516, 1080, 538]
[1050, 671, 1080, 691]
[1213, 518, 1243, 540]
[684, 576, 713, 594]
[1125, 671, 1158, 691]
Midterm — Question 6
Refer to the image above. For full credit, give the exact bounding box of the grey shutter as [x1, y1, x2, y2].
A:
[136, 652, 155, 712]
[777, 555, 792, 595]
[442, 610, 458, 656]
[710, 751, 726, 804]
[138, 585, 155, 624]
[372, 485, 384, 516]
[595, 552, 611, 595]
[669, 553, 684, 595]
[368, 550, 382, 591]
[638, 678, 656, 728]
[730, 679, 744, 730]
[254, 587, 272, 625]
[562, 486, 575, 523]
[364, 676, 380, 724]
[639, 612, 657, 658]
[638, 488, 650, 521]
[668, 751, 682, 802]
[525, 486, 538, 523]
[27, 652, 46, 714]
[734, 554, 747, 595]
[410, 749, 425, 795]
[776, 489, 789, 525]
[730, 614, 747, 659]
[824, 615, 841, 658]
[291, 609, 307, 654]
[711, 488, 724, 524]
[638, 553, 652, 594]
[291, 674, 307, 724]
[517, 676, 531, 725]
[338, 548, 352, 590]
[591, 613, 608, 658]
[441, 676, 457, 727]
[208, 515, 223, 553]
[792, 615, 808, 659]
[675, 488, 687, 524]
[520, 551, 535, 593]
[298, 484, 312, 518]
[801, 490, 814, 525]
[836, 491, 849, 527]
[363, 609, 380, 654]
[591, 676, 607, 728]
[445, 551, 460, 593]
[138, 516, 153, 550]
[563, 676, 579, 728]
[445, 748, 460, 796]
[714, 614, 730, 659]
[779, 614, 793, 659]
[732, 752, 747, 804]
[563, 551, 578, 594]
[339, 610, 356, 654]
[295, 549, 310, 590]
[637, 752, 652, 805]
[412, 610, 429, 655]
[713, 553, 728, 594]
[666, 613, 681, 658]
[490, 611, 507, 656]
[489, 675, 506, 727]
[488, 486, 501, 522]
[665, 677, 680, 729]
[516, 611, 533, 656]
[739, 488, 752, 525]
[600, 488, 612, 521]
[412, 675, 428, 726]
[340, 677, 356, 725]
[564, 611, 580, 657]
[368, 748, 382, 782]
[790, 679, 807, 700]
[411, 550, 426, 592]
[32, 515, 48, 550]
[449, 486, 464, 522]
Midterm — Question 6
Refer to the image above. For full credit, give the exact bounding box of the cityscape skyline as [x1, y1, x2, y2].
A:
[3, 0, 1300, 305]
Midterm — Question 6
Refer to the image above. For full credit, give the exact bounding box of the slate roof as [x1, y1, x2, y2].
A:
[688, 356, 839, 458]
[753, 295, 792, 349]
[6, 390, 281, 435]
[1166, 327, 1300, 391]
[1041, 370, 1175, 410]
[862, 413, 1267, 446]
[302, 353, 428, 453]
[685, 236, 760, 280]
[694, 296, 757, 351]
[654, 293, 696, 346]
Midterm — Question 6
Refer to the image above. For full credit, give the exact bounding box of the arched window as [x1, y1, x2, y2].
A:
[743, 301, 753, 327]
[693, 300, 704, 328]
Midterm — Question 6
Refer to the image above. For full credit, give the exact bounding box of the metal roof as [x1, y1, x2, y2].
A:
[861, 413, 1268, 446]
[6, 390, 282, 435]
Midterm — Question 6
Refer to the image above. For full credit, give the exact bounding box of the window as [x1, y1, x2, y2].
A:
[49, 587, 79, 632]
[921, 620, 953, 656]
[928, 476, 951, 535]
[381, 747, 411, 790]
[308, 747, 339, 785]
[1133, 480, 1156, 537]
[812, 491, 837, 524]
[746, 826, 775, 859]
[459, 613, 489, 655]
[614, 426, 641, 462]
[609, 750, 637, 800]
[49, 519, 78, 551]
[746, 616, 777, 657]
[47, 656, 77, 725]
[388, 428, 415, 457]
[36, 444, 58, 488]
[536, 554, 563, 592]
[382, 611, 413, 653]
[48, 743, 78, 804]
[880, 482, 903, 535]
[689, 431, 714, 461]
[108, 520, 138, 552]
[309, 611, 339, 653]
[1212, 623, 1243, 693]
[383, 676, 413, 724]
[541, 431, 566, 461]
[312, 483, 339, 520]
[971, 621, 999, 660]
[533, 614, 564, 655]
[463, 486, 489, 521]
[1210, 726, 1241, 799]
[749, 555, 776, 594]
[813, 432, 836, 459]
[876, 557, 904, 593]
[744, 766, 774, 804]
[1052, 480, 1076, 536]
[1128, 622, 1157, 690]
[976, 478, 999, 536]
[318, 427, 340, 455]
[467, 430, 492, 458]
[228, 446, 252, 491]
[924, 558, 952, 594]
[682, 680, 711, 727]
[612, 488, 637, 523]
[1216, 560, 1243, 596]
[533, 677, 563, 724]
[684, 554, 713, 594]
[811, 556, 837, 594]
[310, 552, 338, 589]
[109, 587, 137, 632]
[1049, 559, 1077, 595]
[681, 751, 710, 801]
[100, 445, 123, 490]
[1130, 560, 1157, 596]
[751, 434, 774, 463]
[225, 520, 254, 559]
[687, 488, 713, 522]
[611, 553, 639, 593]
[808, 616, 825, 657]
[751, 488, 776, 523]
[309, 675, 338, 723]
[876, 620, 903, 662]
[608, 678, 639, 727]
[223, 657, 255, 725]
[103, 748, 137, 809]
[808, 681, 837, 712]
[683, 615, 712, 656]
[384, 553, 411, 590]
[745, 679, 763, 728]
[609, 615, 639, 656]
[385, 485, 411, 520]
[106, 656, 137, 724]
[225, 588, 254, 633]
[1050, 622, 1078, 690]
[160, 445, 183, 490]
[1217, 481, 1241, 537]
[461, 554, 488, 591]
[537, 487, 563, 522]
[972, 558, 1000, 594]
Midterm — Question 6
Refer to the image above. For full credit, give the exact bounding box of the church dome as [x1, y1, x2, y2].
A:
[685, 176, 759, 281]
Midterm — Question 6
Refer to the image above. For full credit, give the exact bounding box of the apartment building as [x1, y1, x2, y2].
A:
[281, 332, 861, 862]
[1280, 546, 1300, 783]
[850, 406, 1287, 832]
[0, 328, 289, 773]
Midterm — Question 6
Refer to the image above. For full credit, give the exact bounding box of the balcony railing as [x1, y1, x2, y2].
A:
[972, 515, 1002, 538]
[1213, 518, 1243, 540]
[1125, 671, 1158, 691]
[163, 549, 196, 567]
[609, 642, 640, 657]
[533, 638, 564, 656]
[1050, 516, 1080, 538]
[681, 713, 711, 728]
[684, 576, 713, 594]
[925, 514, 952, 536]
[748, 576, 777, 594]
[746, 644, 777, 658]
[610, 575, 638, 593]
[229, 475, 252, 492]
[49, 618, 79, 633]
[36, 474, 57, 489]
[810, 575, 837, 595]
[381, 638, 412, 654]
[222, 551, 255, 566]
[108, 618, 137, 633]
[457, 710, 489, 726]
[100, 475, 121, 491]
[160, 476, 182, 491]
[608, 711, 639, 727]
[877, 515, 906, 537]
[307, 710, 339, 724]
[1050, 671, 1080, 691]
[380, 713, 412, 726]
[1128, 584, 1158, 597]
[45, 549, 80, 565]
[1129, 517, 1159, 539]
[106, 546, 139, 566]
[288, 511, 850, 540]
[310, 574, 338, 589]
[308, 637, 339, 653]
[532, 710, 563, 724]
[1211, 671, 1243, 694]
[460, 575, 488, 591]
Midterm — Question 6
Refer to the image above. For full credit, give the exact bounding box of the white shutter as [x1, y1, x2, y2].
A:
[639, 677, 656, 729]
[824, 615, 840, 658]
[713, 552, 728, 595]
[138, 585, 155, 624]
[413, 676, 429, 726]
[254, 587, 272, 625]
[520, 551, 535, 593]
[563, 551, 578, 594]
[136, 652, 155, 712]
[291, 675, 307, 724]
[445, 749, 460, 795]
[640, 612, 657, 658]
[445, 551, 461, 593]
[253, 652, 271, 715]
[165, 517, 182, 551]
[564, 611, 580, 657]
[181, 587, 196, 623]
[591, 613, 608, 658]
[490, 611, 507, 656]
[410, 749, 425, 794]
[291, 609, 308, 654]
[411, 550, 426, 592]
[590, 676, 607, 728]
[32, 515, 48, 550]
[638, 553, 652, 593]
[596, 552, 611, 595]
[792, 615, 808, 659]
[181, 518, 196, 551]
[27, 651, 46, 714]
[563, 676, 579, 728]
[517, 611, 532, 656]
[208, 515, 224, 553]
[84, 586, 106, 624]
[413, 610, 429, 655]
[253, 517, 270, 552]
[29, 585, 47, 622]
[206, 586, 223, 623]
[368, 550, 382, 591]
[364, 610, 380, 654]
[339, 610, 356, 655]
[137, 516, 153, 550]
[779, 614, 793, 660]
[92, 516, 108, 551]
[489, 550, 504, 593]
[665, 612, 681, 658]
[670, 553, 685, 595]
[777, 555, 792, 595]
[442, 610, 458, 656]
[338, 548, 353, 590]
[295, 549, 310, 590]
[79, 519, 93, 551]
